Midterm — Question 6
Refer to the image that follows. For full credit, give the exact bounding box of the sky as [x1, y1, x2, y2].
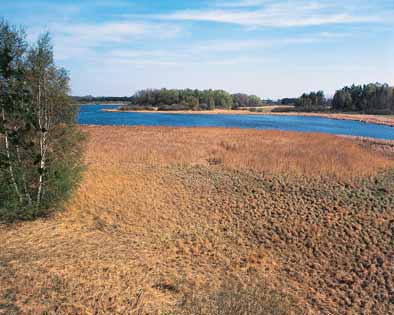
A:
[2, 0, 394, 99]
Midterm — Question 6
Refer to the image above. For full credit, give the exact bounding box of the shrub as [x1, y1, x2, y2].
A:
[0, 124, 85, 222]
[271, 106, 330, 113]
[119, 105, 157, 111]
[158, 104, 192, 111]
[197, 103, 209, 110]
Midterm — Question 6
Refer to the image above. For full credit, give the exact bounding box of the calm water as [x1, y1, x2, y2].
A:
[78, 105, 394, 140]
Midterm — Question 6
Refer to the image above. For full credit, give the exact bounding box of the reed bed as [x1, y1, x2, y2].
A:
[83, 126, 393, 179]
[1, 126, 393, 315]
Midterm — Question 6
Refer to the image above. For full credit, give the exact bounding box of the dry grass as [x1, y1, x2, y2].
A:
[177, 277, 302, 315]
[83, 126, 392, 179]
[1, 126, 394, 315]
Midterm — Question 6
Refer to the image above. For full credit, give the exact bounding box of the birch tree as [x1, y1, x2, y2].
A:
[0, 20, 83, 221]
[26, 33, 54, 206]
[0, 20, 31, 210]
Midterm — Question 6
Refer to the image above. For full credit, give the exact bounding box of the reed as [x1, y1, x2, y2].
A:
[1, 126, 393, 315]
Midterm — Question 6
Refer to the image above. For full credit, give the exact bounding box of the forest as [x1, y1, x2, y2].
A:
[121, 88, 263, 110]
[294, 91, 326, 109]
[73, 95, 133, 103]
[115, 83, 394, 115]
[332, 83, 394, 114]
[291, 83, 394, 114]
[74, 83, 394, 116]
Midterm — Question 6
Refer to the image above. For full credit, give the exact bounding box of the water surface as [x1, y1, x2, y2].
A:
[78, 105, 394, 140]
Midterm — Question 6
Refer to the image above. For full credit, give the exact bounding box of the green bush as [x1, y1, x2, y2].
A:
[158, 104, 192, 111]
[0, 125, 85, 222]
[119, 105, 157, 111]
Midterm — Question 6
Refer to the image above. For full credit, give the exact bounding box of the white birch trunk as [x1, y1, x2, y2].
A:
[2, 108, 23, 203]
[36, 81, 44, 205]
[36, 78, 50, 206]
[16, 145, 32, 205]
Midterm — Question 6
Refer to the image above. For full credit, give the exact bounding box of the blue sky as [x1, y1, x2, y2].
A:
[2, 0, 394, 98]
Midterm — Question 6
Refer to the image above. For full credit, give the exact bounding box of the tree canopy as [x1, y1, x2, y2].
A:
[332, 83, 394, 114]
[128, 88, 263, 110]
[295, 91, 326, 109]
[292, 83, 394, 114]
[73, 95, 133, 103]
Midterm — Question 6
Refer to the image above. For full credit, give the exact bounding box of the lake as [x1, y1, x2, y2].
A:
[78, 105, 394, 140]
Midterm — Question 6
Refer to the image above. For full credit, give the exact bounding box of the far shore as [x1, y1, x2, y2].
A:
[102, 107, 394, 127]
[77, 102, 127, 106]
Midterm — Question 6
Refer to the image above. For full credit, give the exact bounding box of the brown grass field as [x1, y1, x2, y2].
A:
[1, 126, 394, 315]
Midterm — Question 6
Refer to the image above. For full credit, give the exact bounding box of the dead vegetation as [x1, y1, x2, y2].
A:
[177, 277, 302, 315]
[83, 126, 392, 179]
[1, 126, 394, 315]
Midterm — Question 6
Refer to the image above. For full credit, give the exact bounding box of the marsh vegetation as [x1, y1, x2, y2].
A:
[1, 126, 394, 314]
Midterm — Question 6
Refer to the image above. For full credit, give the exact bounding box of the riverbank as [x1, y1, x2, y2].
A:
[103, 107, 394, 127]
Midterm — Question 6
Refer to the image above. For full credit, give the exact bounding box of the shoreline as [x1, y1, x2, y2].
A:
[102, 108, 394, 127]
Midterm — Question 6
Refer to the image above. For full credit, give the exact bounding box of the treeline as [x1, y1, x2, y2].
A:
[332, 83, 394, 114]
[76, 85, 394, 115]
[73, 95, 133, 103]
[1, 20, 83, 221]
[127, 88, 264, 110]
[289, 83, 394, 114]
[295, 91, 327, 109]
[280, 98, 298, 105]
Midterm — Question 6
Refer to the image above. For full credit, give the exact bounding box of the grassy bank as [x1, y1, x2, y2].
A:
[1, 127, 394, 314]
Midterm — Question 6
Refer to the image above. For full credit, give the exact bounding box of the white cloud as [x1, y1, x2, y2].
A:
[54, 44, 94, 61]
[53, 22, 183, 46]
[190, 36, 320, 53]
[216, 0, 268, 8]
[96, 32, 341, 70]
[158, 10, 379, 27]
[153, 1, 381, 27]
[108, 49, 179, 59]
[49, 21, 183, 61]
[105, 54, 274, 69]
[108, 59, 180, 67]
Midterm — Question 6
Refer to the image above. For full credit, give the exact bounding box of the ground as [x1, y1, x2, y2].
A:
[1, 126, 394, 315]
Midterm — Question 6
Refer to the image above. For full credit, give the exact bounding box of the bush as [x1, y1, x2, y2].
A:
[0, 125, 85, 222]
[119, 105, 157, 111]
[197, 103, 209, 110]
[177, 278, 302, 315]
[271, 106, 330, 113]
[363, 108, 394, 115]
[249, 108, 264, 112]
[158, 104, 192, 111]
